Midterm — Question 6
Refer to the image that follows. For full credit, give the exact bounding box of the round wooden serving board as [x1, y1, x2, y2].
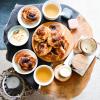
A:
[40, 15, 95, 100]
[32, 22, 72, 62]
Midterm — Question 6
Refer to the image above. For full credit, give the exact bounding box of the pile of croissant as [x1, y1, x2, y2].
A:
[32, 22, 70, 62]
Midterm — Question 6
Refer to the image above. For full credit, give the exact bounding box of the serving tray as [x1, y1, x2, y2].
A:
[3, 3, 78, 89]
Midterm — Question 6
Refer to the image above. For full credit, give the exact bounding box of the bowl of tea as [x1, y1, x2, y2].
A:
[34, 65, 54, 86]
[42, 1, 62, 20]
[80, 38, 97, 55]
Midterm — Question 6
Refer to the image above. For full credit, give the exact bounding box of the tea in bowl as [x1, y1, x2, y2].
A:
[80, 38, 97, 55]
[34, 65, 54, 86]
[42, 1, 62, 20]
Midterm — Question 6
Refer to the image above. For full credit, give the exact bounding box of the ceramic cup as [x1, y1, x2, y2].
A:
[42, 0, 62, 20]
[80, 38, 97, 55]
[34, 65, 54, 86]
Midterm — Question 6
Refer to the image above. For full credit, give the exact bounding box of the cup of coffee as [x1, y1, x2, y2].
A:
[42, 0, 62, 20]
[34, 65, 54, 86]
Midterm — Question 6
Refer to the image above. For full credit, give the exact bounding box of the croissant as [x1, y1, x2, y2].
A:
[22, 6, 40, 24]
[34, 26, 50, 42]
[35, 42, 52, 56]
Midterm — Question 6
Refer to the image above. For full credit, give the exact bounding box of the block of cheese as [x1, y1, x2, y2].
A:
[68, 18, 78, 29]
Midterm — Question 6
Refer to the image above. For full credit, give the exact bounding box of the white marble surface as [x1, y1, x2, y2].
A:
[59, 0, 100, 100]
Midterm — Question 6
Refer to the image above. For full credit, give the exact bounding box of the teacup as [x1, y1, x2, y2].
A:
[34, 65, 54, 86]
[42, 0, 62, 20]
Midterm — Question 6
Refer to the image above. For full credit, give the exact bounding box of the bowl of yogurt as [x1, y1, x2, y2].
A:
[7, 25, 29, 46]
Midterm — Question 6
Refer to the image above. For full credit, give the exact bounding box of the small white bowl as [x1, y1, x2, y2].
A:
[7, 25, 29, 46]
[12, 49, 38, 75]
[34, 65, 54, 86]
[59, 65, 72, 78]
[42, 1, 62, 20]
[18, 5, 42, 29]
[80, 38, 97, 55]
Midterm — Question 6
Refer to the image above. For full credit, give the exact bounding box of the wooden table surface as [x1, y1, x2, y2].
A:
[40, 15, 95, 100]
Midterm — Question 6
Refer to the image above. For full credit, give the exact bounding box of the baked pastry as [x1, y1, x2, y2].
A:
[32, 22, 72, 62]
[34, 42, 52, 56]
[49, 23, 63, 33]
[22, 6, 40, 24]
[34, 26, 50, 42]
[15, 51, 36, 71]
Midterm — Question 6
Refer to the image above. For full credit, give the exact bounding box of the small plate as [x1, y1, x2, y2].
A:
[17, 5, 42, 29]
[12, 49, 38, 75]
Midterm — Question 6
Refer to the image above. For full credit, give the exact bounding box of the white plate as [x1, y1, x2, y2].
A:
[12, 49, 38, 75]
[17, 5, 42, 29]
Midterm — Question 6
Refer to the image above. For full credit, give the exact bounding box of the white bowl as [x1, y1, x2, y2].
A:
[42, 1, 62, 20]
[7, 25, 29, 46]
[80, 38, 97, 55]
[12, 49, 38, 75]
[34, 65, 54, 86]
[17, 5, 42, 29]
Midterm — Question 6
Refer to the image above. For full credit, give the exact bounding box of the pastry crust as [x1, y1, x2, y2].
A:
[34, 42, 52, 56]
[15, 51, 36, 71]
[32, 22, 72, 62]
[34, 26, 50, 43]
[22, 6, 40, 24]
